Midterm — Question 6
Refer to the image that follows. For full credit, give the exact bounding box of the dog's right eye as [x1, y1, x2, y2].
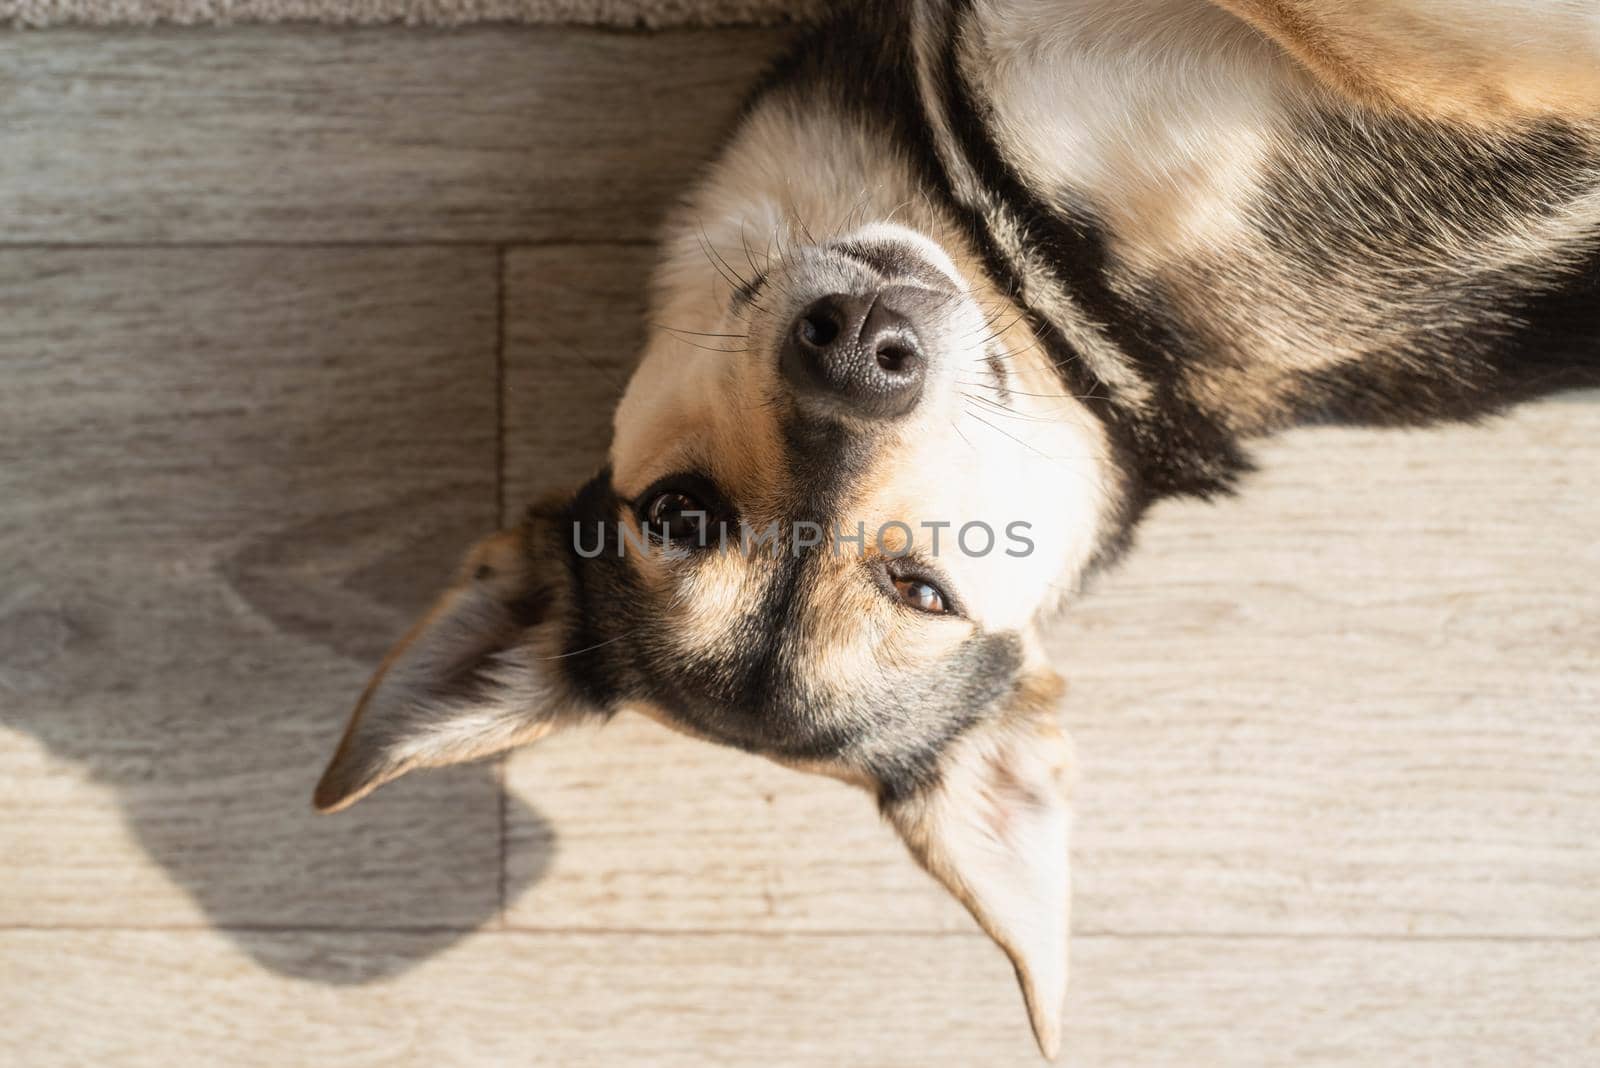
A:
[632, 473, 733, 551]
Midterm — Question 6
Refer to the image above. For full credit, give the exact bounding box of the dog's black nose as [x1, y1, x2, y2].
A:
[780, 291, 927, 420]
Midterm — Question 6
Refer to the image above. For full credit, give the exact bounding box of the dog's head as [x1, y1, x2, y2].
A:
[315, 220, 1112, 1056]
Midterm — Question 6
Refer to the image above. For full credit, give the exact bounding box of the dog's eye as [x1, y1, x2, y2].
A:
[646, 490, 709, 543]
[894, 576, 948, 614]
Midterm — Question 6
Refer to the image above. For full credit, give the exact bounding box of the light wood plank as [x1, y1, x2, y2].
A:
[0, 248, 514, 935]
[0, 27, 779, 244]
[500, 241, 1600, 936]
[502, 244, 652, 507]
[1057, 400, 1600, 937]
[4, 928, 1597, 1066]
[0, 0, 809, 29]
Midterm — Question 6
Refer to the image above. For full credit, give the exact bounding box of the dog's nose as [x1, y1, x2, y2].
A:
[780, 291, 927, 420]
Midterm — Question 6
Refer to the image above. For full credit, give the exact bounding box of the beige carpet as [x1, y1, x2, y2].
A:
[1, 0, 814, 28]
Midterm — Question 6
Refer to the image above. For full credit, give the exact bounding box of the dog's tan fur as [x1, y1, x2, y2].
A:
[1216, 0, 1600, 125]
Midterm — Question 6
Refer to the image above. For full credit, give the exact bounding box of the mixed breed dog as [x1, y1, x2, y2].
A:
[315, 0, 1599, 1056]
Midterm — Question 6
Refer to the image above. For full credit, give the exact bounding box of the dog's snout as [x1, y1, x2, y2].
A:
[781, 291, 928, 420]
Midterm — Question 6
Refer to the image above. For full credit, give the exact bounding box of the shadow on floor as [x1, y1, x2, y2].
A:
[2, 500, 557, 985]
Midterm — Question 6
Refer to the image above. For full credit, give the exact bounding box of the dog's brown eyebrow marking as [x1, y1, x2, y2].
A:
[983, 348, 1012, 400]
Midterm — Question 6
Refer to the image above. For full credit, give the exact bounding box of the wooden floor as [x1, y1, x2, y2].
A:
[2, 26, 1598, 1067]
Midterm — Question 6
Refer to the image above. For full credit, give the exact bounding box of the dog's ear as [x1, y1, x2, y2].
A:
[882, 670, 1074, 1059]
[313, 524, 596, 814]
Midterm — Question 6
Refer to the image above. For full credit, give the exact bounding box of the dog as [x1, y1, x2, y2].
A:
[313, 1, 1600, 1056]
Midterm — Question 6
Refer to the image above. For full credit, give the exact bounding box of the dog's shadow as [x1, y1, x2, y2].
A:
[2, 499, 554, 985]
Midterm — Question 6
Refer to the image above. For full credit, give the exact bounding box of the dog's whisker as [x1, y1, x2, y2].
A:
[699, 227, 757, 292]
[966, 312, 1031, 348]
[790, 200, 819, 247]
[949, 416, 977, 454]
[530, 631, 634, 662]
[962, 390, 1074, 426]
[651, 323, 751, 340]
[697, 224, 772, 318]
[962, 403, 1063, 461]
[738, 221, 766, 288]
[983, 332, 1050, 360]
[959, 377, 1098, 403]
[695, 231, 743, 290]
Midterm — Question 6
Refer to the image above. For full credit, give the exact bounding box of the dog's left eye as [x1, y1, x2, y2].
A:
[646, 490, 709, 542]
[894, 576, 949, 614]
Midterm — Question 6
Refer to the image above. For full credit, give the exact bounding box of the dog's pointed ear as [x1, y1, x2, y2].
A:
[313, 524, 597, 814]
[882, 670, 1074, 1059]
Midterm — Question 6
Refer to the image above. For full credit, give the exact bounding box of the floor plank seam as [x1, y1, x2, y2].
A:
[3, 923, 1595, 943]
[495, 242, 510, 930]
[496, 244, 509, 528]
[0, 239, 662, 251]
[488, 928, 1600, 943]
